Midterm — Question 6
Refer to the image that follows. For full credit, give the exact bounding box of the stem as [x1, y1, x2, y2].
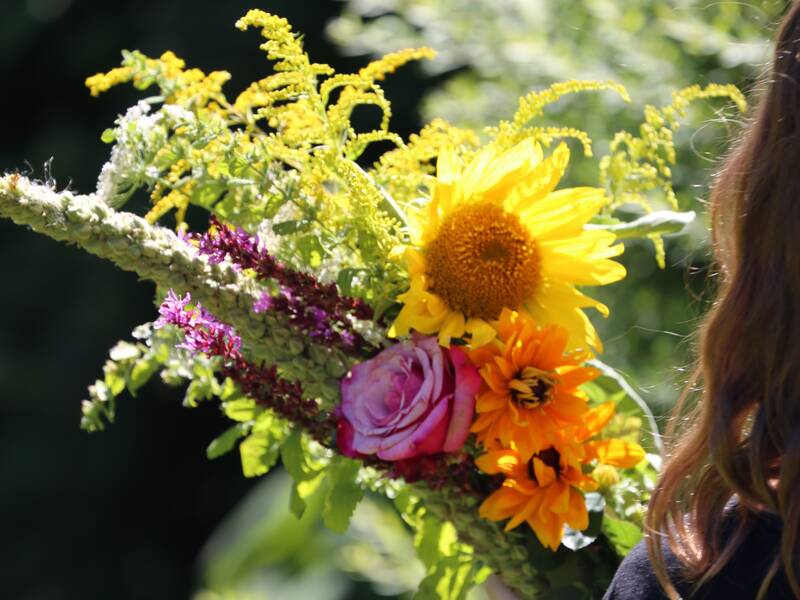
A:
[0, 174, 348, 403]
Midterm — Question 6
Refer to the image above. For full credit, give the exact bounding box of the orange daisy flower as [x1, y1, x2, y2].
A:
[476, 402, 645, 550]
[469, 308, 600, 462]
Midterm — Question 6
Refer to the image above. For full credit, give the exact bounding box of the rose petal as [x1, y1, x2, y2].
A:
[336, 416, 360, 458]
[378, 395, 450, 460]
[420, 337, 445, 400]
[443, 345, 481, 452]
[339, 335, 480, 461]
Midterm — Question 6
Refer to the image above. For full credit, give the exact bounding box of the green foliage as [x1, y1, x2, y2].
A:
[197, 471, 425, 598]
[578, 364, 662, 550]
[281, 432, 364, 534]
[598, 84, 746, 266]
[589, 210, 696, 241]
[602, 516, 644, 558]
[322, 456, 365, 533]
[330, 0, 778, 126]
[239, 412, 289, 478]
[415, 555, 490, 600]
[393, 488, 491, 600]
[80, 323, 186, 431]
[84, 12, 442, 312]
[207, 423, 249, 460]
[78, 319, 300, 484]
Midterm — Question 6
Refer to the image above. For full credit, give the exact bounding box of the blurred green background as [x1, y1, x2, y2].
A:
[0, 0, 788, 598]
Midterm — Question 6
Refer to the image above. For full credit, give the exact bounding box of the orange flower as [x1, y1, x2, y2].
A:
[476, 402, 645, 550]
[469, 308, 600, 462]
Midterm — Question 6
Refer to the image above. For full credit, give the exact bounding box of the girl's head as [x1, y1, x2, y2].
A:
[647, 3, 800, 598]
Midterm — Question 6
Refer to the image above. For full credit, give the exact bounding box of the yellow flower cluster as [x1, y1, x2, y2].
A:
[86, 51, 230, 107]
[600, 83, 746, 267]
[358, 47, 437, 81]
[86, 66, 133, 97]
[85, 9, 446, 313]
[384, 95, 647, 549]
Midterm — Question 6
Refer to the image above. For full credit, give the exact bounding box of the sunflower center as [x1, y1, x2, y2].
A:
[480, 240, 509, 262]
[527, 447, 562, 483]
[425, 202, 540, 321]
[509, 366, 555, 409]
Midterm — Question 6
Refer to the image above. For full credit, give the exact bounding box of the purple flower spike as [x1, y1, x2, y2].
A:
[252, 292, 275, 314]
[192, 216, 375, 357]
[152, 289, 329, 444]
[155, 289, 242, 359]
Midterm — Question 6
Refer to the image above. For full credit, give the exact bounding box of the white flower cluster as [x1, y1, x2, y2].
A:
[95, 101, 197, 208]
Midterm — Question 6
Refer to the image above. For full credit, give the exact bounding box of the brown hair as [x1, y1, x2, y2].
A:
[646, 3, 800, 598]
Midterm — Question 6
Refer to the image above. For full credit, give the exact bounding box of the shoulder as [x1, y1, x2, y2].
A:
[602, 540, 690, 600]
[603, 514, 791, 600]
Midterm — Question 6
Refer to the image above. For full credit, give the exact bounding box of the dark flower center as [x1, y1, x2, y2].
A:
[509, 366, 555, 409]
[527, 447, 562, 483]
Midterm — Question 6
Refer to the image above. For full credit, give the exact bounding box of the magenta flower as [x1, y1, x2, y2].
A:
[154, 290, 241, 358]
[337, 336, 481, 461]
[153, 289, 326, 442]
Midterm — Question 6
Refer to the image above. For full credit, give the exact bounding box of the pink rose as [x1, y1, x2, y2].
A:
[337, 335, 481, 461]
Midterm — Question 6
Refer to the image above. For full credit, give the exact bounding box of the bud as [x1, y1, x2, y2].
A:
[592, 464, 620, 490]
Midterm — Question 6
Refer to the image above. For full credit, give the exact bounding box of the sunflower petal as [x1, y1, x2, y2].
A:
[466, 317, 498, 348]
[506, 142, 570, 212]
[438, 310, 466, 346]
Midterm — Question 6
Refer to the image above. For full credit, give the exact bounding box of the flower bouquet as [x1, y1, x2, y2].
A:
[0, 10, 746, 599]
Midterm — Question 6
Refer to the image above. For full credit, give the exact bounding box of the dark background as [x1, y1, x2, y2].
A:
[0, 1, 431, 598]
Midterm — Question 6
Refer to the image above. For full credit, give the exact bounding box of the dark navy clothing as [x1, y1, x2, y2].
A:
[603, 513, 794, 599]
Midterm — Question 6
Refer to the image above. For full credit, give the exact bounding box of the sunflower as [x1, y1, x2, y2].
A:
[390, 139, 625, 350]
[469, 308, 600, 462]
[476, 402, 645, 550]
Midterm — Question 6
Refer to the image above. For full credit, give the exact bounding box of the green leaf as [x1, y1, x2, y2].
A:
[288, 481, 306, 519]
[280, 430, 318, 481]
[184, 378, 216, 407]
[104, 368, 126, 396]
[280, 430, 328, 519]
[100, 128, 117, 144]
[586, 210, 695, 240]
[223, 397, 260, 422]
[190, 182, 224, 210]
[128, 357, 157, 395]
[413, 556, 481, 600]
[414, 515, 458, 570]
[206, 423, 249, 459]
[602, 515, 643, 557]
[239, 414, 286, 478]
[219, 377, 239, 401]
[272, 220, 310, 235]
[289, 472, 326, 519]
[322, 456, 363, 533]
[336, 268, 362, 297]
